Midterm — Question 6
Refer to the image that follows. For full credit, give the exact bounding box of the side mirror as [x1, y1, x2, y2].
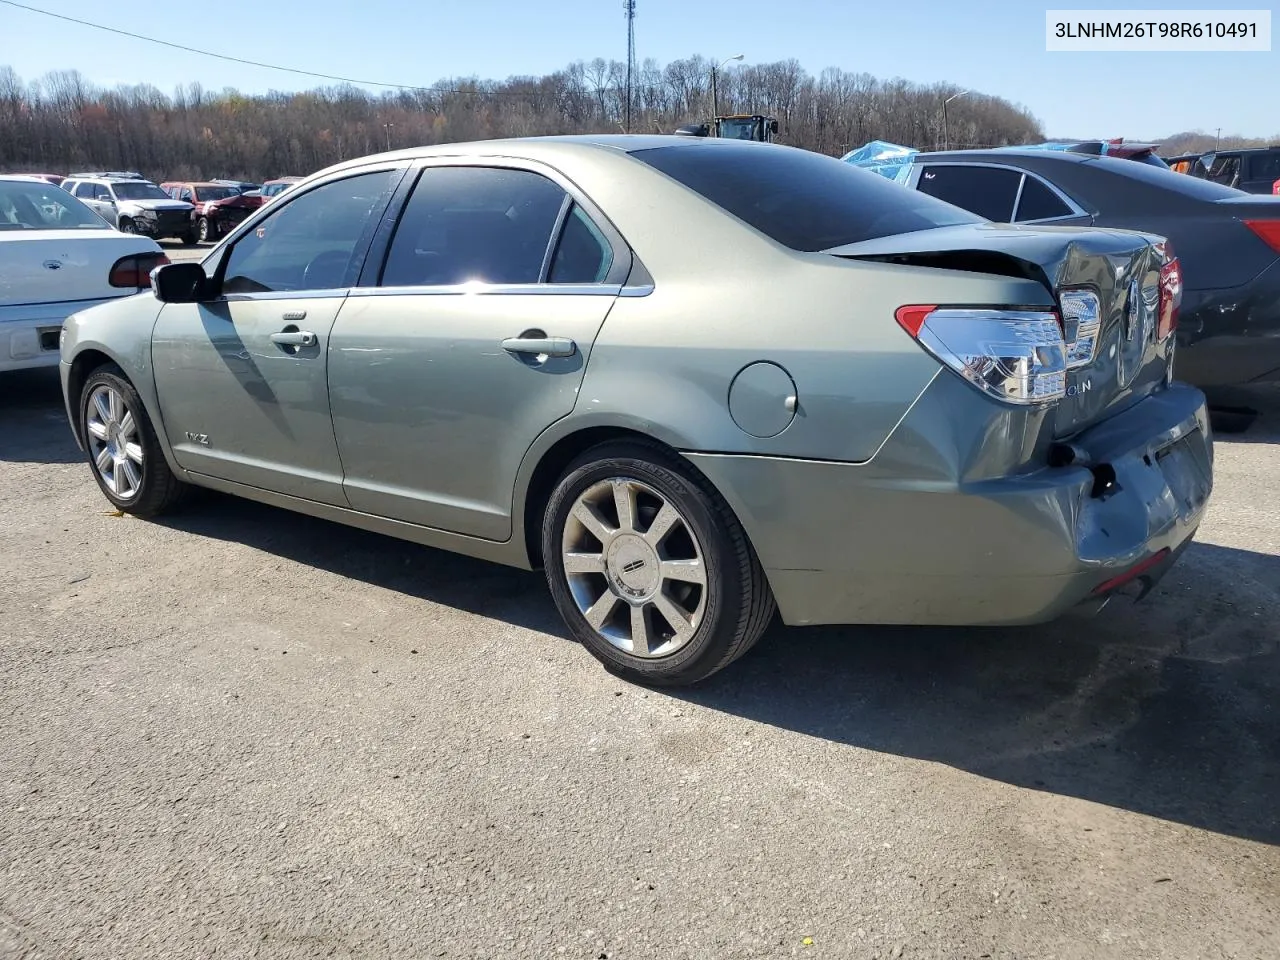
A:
[151, 262, 213, 303]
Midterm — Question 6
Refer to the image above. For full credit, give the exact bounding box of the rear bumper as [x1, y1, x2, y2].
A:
[686, 384, 1213, 627]
[0, 298, 118, 373]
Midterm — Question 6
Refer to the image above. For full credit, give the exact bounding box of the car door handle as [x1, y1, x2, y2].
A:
[501, 336, 576, 358]
[270, 330, 317, 347]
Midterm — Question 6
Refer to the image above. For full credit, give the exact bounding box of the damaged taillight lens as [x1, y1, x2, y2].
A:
[895, 305, 1067, 405]
[1059, 289, 1101, 369]
[1153, 240, 1181, 341]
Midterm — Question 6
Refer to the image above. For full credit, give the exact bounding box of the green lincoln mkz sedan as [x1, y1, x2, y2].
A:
[59, 136, 1214, 685]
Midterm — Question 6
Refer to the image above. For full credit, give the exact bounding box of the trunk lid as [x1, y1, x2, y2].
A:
[825, 222, 1173, 439]
[0, 231, 163, 306]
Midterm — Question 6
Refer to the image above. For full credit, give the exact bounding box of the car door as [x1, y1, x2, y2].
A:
[328, 161, 630, 540]
[151, 164, 406, 505]
[74, 182, 109, 222]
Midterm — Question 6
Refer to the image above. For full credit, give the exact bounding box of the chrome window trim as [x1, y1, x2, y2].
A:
[347, 282, 623, 298]
[1010, 174, 1026, 223]
[911, 160, 1088, 223]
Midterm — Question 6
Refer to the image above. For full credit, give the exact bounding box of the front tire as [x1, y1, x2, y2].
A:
[196, 216, 214, 243]
[80, 364, 187, 517]
[542, 441, 775, 686]
[118, 218, 136, 234]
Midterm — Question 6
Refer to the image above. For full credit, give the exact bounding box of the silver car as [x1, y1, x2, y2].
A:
[59, 137, 1214, 685]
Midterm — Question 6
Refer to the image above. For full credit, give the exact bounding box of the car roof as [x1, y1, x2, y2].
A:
[308, 134, 798, 181]
[911, 148, 1096, 165]
[0, 174, 50, 183]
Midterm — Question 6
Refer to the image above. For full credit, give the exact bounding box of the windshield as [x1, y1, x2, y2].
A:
[0, 179, 109, 230]
[717, 118, 760, 140]
[630, 142, 982, 251]
[195, 186, 239, 201]
[111, 181, 170, 201]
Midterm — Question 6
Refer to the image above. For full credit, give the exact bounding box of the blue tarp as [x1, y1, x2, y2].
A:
[839, 140, 916, 183]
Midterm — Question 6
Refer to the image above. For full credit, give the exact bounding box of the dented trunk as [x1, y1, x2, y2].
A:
[825, 222, 1175, 439]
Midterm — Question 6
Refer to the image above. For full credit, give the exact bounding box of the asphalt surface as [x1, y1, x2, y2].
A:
[158, 239, 214, 263]
[2, 371, 1278, 960]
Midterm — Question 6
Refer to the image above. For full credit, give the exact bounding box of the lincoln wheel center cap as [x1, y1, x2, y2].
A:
[606, 534, 660, 602]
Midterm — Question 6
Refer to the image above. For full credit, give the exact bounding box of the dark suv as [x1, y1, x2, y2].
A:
[1167, 147, 1280, 194]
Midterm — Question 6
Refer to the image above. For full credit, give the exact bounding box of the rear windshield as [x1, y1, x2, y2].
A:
[195, 186, 239, 201]
[629, 143, 981, 251]
[1089, 155, 1246, 199]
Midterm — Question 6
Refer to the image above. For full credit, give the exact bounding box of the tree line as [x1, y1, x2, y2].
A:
[1157, 130, 1280, 158]
[0, 58, 1044, 182]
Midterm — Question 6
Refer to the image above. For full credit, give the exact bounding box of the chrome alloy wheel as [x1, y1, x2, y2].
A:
[561, 478, 708, 659]
[85, 384, 144, 499]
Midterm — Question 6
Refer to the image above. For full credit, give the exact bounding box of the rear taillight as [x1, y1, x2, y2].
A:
[109, 252, 170, 289]
[1244, 219, 1280, 254]
[1153, 240, 1181, 341]
[895, 305, 1067, 405]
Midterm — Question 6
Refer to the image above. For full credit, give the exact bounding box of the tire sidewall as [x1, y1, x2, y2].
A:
[542, 447, 747, 683]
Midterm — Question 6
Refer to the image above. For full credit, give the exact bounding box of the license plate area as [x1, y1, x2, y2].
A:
[1151, 429, 1211, 520]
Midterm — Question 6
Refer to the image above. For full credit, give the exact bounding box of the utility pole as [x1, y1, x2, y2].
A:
[383, 122, 394, 152]
[942, 90, 970, 151]
[623, 0, 636, 133]
[711, 54, 743, 118]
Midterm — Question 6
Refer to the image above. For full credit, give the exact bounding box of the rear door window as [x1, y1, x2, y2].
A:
[916, 165, 1022, 222]
[380, 166, 568, 287]
[629, 143, 980, 251]
[1245, 153, 1280, 182]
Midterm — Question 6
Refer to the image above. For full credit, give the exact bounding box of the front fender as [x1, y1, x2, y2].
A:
[61, 295, 186, 475]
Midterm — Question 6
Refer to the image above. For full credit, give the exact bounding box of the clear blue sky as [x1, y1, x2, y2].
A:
[1, 0, 1275, 139]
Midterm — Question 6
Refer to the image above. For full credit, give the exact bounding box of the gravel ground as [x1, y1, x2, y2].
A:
[2, 370, 1277, 960]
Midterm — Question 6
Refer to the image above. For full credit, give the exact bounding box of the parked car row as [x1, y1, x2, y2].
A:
[51, 136, 1214, 686]
[844, 142, 1280, 399]
[1, 170, 306, 241]
[1, 173, 170, 373]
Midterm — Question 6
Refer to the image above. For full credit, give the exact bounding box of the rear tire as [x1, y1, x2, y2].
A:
[542, 440, 775, 686]
[79, 364, 187, 517]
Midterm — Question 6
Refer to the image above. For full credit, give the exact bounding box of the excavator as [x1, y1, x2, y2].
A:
[672, 114, 779, 142]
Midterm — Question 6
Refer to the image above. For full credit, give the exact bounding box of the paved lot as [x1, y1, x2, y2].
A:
[2, 371, 1277, 960]
[157, 239, 213, 263]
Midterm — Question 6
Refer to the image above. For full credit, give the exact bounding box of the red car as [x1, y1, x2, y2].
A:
[159, 181, 257, 242]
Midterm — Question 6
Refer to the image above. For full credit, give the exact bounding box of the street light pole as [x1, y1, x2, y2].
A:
[711, 54, 744, 118]
[942, 90, 970, 151]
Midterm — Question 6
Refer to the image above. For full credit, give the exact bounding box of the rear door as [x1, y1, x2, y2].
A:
[328, 160, 629, 540]
[151, 165, 406, 505]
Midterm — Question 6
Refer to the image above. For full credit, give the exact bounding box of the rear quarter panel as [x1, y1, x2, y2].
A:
[578, 256, 1053, 462]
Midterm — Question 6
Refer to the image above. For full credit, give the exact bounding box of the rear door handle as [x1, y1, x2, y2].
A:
[270, 330, 317, 347]
[501, 336, 577, 358]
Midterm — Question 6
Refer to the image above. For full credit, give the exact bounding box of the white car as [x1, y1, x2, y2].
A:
[1, 175, 169, 374]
